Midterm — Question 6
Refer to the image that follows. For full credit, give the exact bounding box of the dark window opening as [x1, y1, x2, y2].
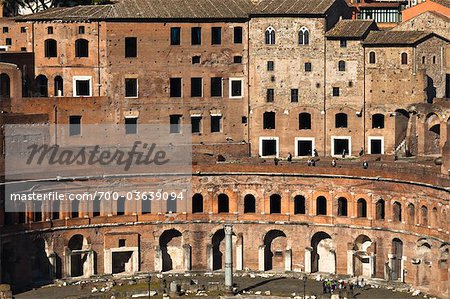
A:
[234, 27, 243, 44]
[192, 55, 201, 64]
[192, 193, 203, 213]
[337, 197, 348, 216]
[191, 27, 201, 45]
[340, 39, 347, 47]
[299, 113, 311, 130]
[298, 28, 309, 45]
[36, 75, 48, 97]
[125, 117, 137, 134]
[21, 27, 26, 33]
[242, 116, 247, 124]
[211, 27, 221, 45]
[263, 111, 275, 129]
[125, 78, 138, 97]
[118, 239, 126, 247]
[335, 113, 348, 128]
[75, 79, 90, 96]
[401, 52, 408, 65]
[369, 51, 376, 64]
[52, 201, 60, 220]
[332, 87, 340, 97]
[370, 139, 382, 155]
[393, 202, 402, 222]
[78, 26, 85, 34]
[170, 27, 181, 45]
[432, 56, 436, 64]
[141, 197, 151, 214]
[218, 194, 229, 213]
[376, 199, 385, 220]
[191, 77, 202, 97]
[267, 61, 274, 71]
[261, 139, 277, 156]
[47, 26, 53, 34]
[5, 38, 11, 46]
[372, 114, 385, 129]
[294, 195, 306, 214]
[266, 89, 274, 102]
[422, 56, 426, 64]
[44, 39, 57, 57]
[291, 89, 298, 102]
[305, 62, 312, 72]
[93, 196, 101, 217]
[421, 206, 428, 226]
[338, 60, 346, 71]
[191, 116, 201, 133]
[75, 39, 89, 57]
[170, 114, 182, 134]
[211, 77, 222, 97]
[357, 199, 367, 218]
[211, 115, 222, 133]
[71, 200, 79, 218]
[125, 37, 137, 58]
[244, 194, 256, 213]
[233, 56, 242, 63]
[270, 194, 281, 214]
[170, 78, 182, 97]
[69, 115, 81, 136]
[316, 196, 327, 215]
[297, 140, 313, 156]
[333, 138, 349, 156]
[167, 194, 177, 213]
[2, 27, 8, 33]
[231, 80, 242, 97]
[54, 75, 63, 96]
[265, 28, 275, 45]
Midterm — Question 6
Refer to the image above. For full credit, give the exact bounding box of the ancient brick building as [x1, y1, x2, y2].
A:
[0, 0, 449, 298]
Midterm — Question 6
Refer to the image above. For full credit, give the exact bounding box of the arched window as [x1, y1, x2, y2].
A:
[218, 194, 229, 213]
[294, 195, 306, 214]
[117, 196, 126, 215]
[299, 27, 309, 45]
[401, 52, 408, 65]
[265, 27, 275, 45]
[0, 73, 10, 98]
[244, 194, 256, 213]
[338, 60, 346, 71]
[337, 197, 348, 216]
[393, 201, 402, 222]
[372, 113, 385, 129]
[93, 196, 101, 216]
[166, 194, 177, 213]
[376, 199, 385, 220]
[299, 112, 311, 130]
[71, 200, 79, 218]
[421, 205, 428, 226]
[54, 75, 63, 96]
[357, 198, 367, 218]
[407, 204, 415, 225]
[335, 113, 348, 128]
[192, 193, 203, 213]
[75, 39, 89, 57]
[35, 75, 48, 97]
[44, 39, 57, 57]
[270, 194, 281, 214]
[369, 51, 376, 64]
[316, 196, 327, 215]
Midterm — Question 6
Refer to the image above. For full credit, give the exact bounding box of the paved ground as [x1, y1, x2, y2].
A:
[14, 274, 425, 299]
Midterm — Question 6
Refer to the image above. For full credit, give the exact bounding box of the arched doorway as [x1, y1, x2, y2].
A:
[311, 232, 335, 274]
[0, 73, 10, 99]
[353, 235, 374, 278]
[68, 234, 90, 277]
[159, 229, 183, 272]
[425, 113, 441, 155]
[35, 75, 48, 97]
[211, 228, 239, 271]
[31, 238, 53, 285]
[391, 238, 403, 281]
[263, 230, 287, 271]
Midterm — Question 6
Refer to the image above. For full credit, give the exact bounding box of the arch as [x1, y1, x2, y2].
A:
[335, 113, 348, 128]
[337, 197, 348, 216]
[44, 39, 57, 57]
[68, 234, 87, 277]
[421, 205, 428, 226]
[211, 228, 238, 271]
[392, 201, 402, 222]
[0, 73, 10, 98]
[425, 113, 441, 155]
[353, 235, 374, 278]
[391, 238, 403, 280]
[35, 75, 48, 97]
[394, 109, 410, 152]
[265, 26, 275, 45]
[75, 38, 89, 57]
[299, 112, 311, 130]
[192, 193, 203, 213]
[431, 207, 438, 228]
[159, 229, 183, 272]
[31, 238, 52, 283]
[401, 52, 408, 65]
[244, 194, 256, 213]
[294, 195, 306, 215]
[270, 194, 281, 214]
[407, 203, 415, 225]
[338, 60, 346, 71]
[369, 51, 376, 64]
[357, 198, 367, 218]
[218, 193, 229, 213]
[316, 196, 327, 215]
[311, 231, 335, 273]
[54, 75, 63, 96]
[375, 199, 385, 220]
[298, 27, 309, 45]
[372, 113, 385, 129]
[263, 229, 287, 271]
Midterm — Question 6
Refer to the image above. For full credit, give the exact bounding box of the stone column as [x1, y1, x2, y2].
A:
[304, 247, 312, 274]
[236, 238, 243, 271]
[258, 245, 265, 271]
[183, 244, 191, 271]
[206, 244, 213, 271]
[154, 246, 163, 272]
[347, 250, 355, 276]
[285, 249, 292, 272]
[224, 224, 233, 292]
[400, 256, 407, 282]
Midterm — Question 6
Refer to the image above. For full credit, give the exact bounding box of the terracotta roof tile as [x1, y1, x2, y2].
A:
[326, 19, 377, 38]
[252, 0, 337, 15]
[363, 31, 433, 45]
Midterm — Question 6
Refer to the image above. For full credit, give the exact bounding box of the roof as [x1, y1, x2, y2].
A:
[431, 0, 450, 8]
[362, 31, 436, 46]
[326, 19, 376, 38]
[17, 5, 113, 21]
[252, 0, 337, 15]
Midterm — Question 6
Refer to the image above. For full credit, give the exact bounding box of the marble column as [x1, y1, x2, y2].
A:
[224, 224, 233, 292]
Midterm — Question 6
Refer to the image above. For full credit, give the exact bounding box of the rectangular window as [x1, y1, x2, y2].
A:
[73, 76, 92, 97]
[234, 27, 243, 44]
[192, 55, 201, 64]
[2, 27, 8, 33]
[266, 89, 274, 102]
[340, 39, 347, 47]
[211, 27, 221, 45]
[191, 116, 202, 133]
[170, 27, 181, 45]
[191, 78, 203, 97]
[125, 117, 138, 134]
[211, 115, 222, 133]
[118, 239, 126, 247]
[125, 37, 137, 58]
[332, 87, 340, 97]
[21, 47, 26, 51]
[125, 78, 138, 98]
[5, 38, 11, 46]
[170, 78, 182, 97]
[69, 116, 81, 136]
[211, 77, 222, 97]
[47, 26, 53, 34]
[78, 26, 85, 34]
[20, 27, 26, 33]
[230, 78, 243, 98]
[291, 89, 298, 102]
[267, 61, 274, 71]
[191, 27, 201, 45]
[170, 115, 182, 134]
[305, 62, 312, 72]
[233, 56, 242, 64]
